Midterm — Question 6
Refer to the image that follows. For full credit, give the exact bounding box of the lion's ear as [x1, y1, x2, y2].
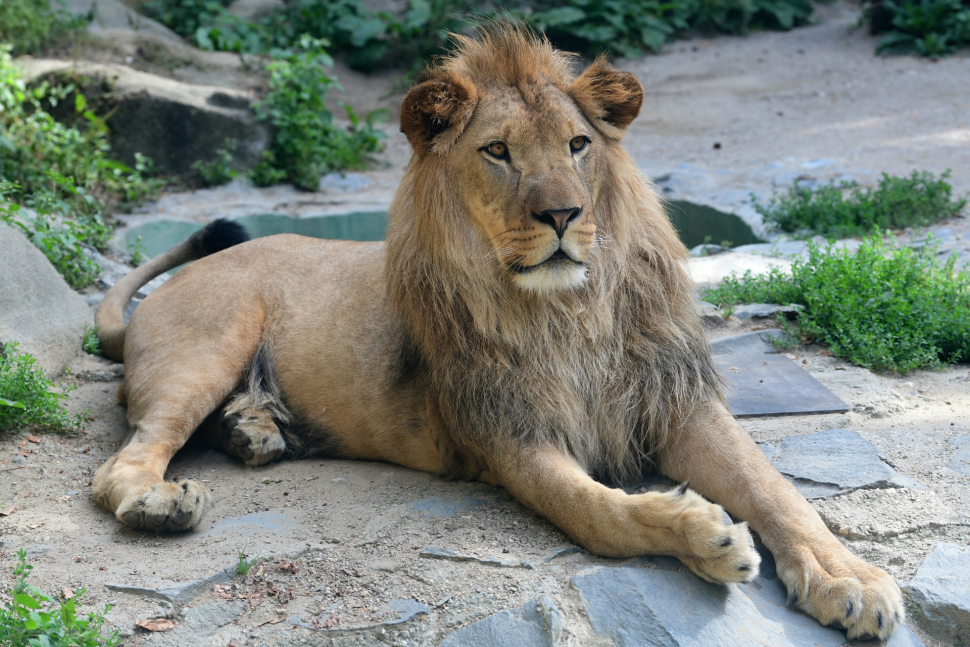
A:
[400, 78, 478, 156]
[570, 59, 643, 139]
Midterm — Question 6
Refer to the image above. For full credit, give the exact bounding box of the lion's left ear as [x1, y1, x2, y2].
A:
[569, 59, 644, 140]
[400, 76, 478, 156]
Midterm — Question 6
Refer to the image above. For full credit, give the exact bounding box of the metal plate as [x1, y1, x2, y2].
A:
[714, 354, 849, 418]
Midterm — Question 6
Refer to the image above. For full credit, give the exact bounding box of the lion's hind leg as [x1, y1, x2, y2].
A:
[218, 347, 290, 467]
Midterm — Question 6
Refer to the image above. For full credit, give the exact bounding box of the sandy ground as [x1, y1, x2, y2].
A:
[2, 3, 969, 646]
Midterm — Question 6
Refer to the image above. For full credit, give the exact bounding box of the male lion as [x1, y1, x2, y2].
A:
[94, 25, 902, 639]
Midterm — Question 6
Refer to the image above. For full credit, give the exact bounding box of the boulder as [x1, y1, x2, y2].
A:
[439, 597, 564, 647]
[19, 60, 270, 177]
[906, 542, 970, 646]
[54, 0, 181, 42]
[695, 300, 724, 327]
[729, 303, 803, 321]
[0, 223, 93, 376]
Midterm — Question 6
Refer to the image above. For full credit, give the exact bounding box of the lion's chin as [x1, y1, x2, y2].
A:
[513, 263, 588, 294]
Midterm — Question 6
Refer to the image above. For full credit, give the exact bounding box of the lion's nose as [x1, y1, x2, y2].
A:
[533, 207, 582, 239]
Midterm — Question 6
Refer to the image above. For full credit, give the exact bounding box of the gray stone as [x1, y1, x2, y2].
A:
[759, 429, 925, 499]
[419, 546, 534, 569]
[812, 488, 958, 542]
[226, 0, 284, 21]
[439, 597, 564, 647]
[318, 172, 373, 193]
[733, 241, 809, 257]
[572, 550, 845, 647]
[695, 300, 724, 327]
[55, 0, 181, 42]
[906, 542, 970, 646]
[710, 329, 785, 356]
[83, 247, 168, 298]
[689, 243, 725, 257]
[105, 567, 235, 605]
[0, 222, 93, 376]
[886, 624, 928, 647]
[12, 455, 27, 466]
[947, 435, 970, 475]
[138, 600, 242, 647]
[20, 60, 270, 177]
[541, 545, 582, 562]
[729, 303, 803, 321]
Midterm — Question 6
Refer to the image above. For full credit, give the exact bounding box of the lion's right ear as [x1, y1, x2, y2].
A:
[569, 58, 644, 140]
[400, 78, 478, 156]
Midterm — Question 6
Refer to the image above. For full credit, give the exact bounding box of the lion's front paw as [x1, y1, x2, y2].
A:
[670, 486, 761, 584]
[221, 409, 286, 467]
[777, 541, 903, 640]
[116, 480, 211, 532]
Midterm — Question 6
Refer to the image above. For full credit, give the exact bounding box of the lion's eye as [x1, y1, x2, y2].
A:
[484, 142, 508, 160]
[569, 136, 589, 153]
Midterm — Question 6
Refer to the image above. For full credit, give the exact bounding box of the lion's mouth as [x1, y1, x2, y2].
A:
[511, 249, 581, 274]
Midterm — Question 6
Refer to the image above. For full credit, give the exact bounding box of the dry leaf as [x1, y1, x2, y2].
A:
[17, 440, 26, 449]
[136, 618, 177, 632]
[0, 505, 16, 516]
[324, 613, 340, 628]
[62, 587, 74, 600]
[228, 640, 241, 647]
[25, 435, 41, 444]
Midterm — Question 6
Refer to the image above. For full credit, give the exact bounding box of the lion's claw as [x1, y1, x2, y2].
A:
[220, 409, 286, 467]
[116, 480, 211, 532]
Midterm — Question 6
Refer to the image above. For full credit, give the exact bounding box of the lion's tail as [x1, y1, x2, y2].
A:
[96, 219, 251, 361]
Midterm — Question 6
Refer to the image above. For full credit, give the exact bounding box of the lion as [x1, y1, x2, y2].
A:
[92, 24, 903, 640]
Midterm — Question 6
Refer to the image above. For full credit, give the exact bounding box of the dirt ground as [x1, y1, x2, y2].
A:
[2, 3, 969, 646]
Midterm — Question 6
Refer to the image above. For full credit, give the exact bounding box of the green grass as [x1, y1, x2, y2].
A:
[754, 171, 966, 239]
[235, 548, 263, 576]
[864, 0, 970, 57]
[82, 324, 102, 356]
[192, 138, 239, 187]
[0, 343, 85, 434]
[701, 236, 970, 373]
[0, 549, 120, 647]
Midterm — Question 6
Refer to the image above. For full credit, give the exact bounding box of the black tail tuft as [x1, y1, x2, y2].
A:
[200, 218, 250, 255]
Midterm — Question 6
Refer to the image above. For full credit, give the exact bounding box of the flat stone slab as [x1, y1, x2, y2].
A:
[106, 567, 234, 605]
[812, 488, 958, 542]
[710, 330, 786, 356]
[419, 546, 535, 569]
[760, 429, 924, 499]
[572, 549, 845, 647]
[715, 354, 849, 418]
[139, 600, 243, 646]
[439, 597, 564, 647]
[886, 624, 928, 647]
[906, 542, 970, 646]
[947, 435, 970, 476]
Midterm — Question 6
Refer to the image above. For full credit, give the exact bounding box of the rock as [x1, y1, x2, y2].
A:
[135, 600, 243, 647]
[55, 0, 181, 42]
[572, 549, 845, 647]
[541, 546, 582, 562]
[83, 247, 168, 298]
[759, 429, 925, 499]
[886, 624, 928, 647]
[709, 329, 786, 356]
[19, 60, 270, 177]
[688, 252, 792, 288]
[105, 567, 235, 605]
[12, 455, 27, 466]
[812, 488, 958, 542]
[689, 243, 725, 257]
[729, 303, 802, 321]
[695, 300, 725, 327]
[0, 222, 93, 376]
[439, 597, 564, 647]
[946, 435, 970, 476]
[419, 547, 535, 569]
[318, 172, 373, 193]
[226, 0, 285, 21]
[906, 542, 970, 646]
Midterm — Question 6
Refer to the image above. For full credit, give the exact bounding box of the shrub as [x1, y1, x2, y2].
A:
[701, 236, 970, 373]
[193, 138, 239, 187]
[755, 171, 966, 239]
[0, 343, 86, 434]
[0, 549, 119, 646]
[0, 0, 82, 55]
[865, 0, 970, 57]
[250, 37, 387, 190]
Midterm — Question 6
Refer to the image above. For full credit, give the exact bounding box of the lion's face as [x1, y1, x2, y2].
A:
[399, 32, 643, 296]
[455, 88, 599, 293]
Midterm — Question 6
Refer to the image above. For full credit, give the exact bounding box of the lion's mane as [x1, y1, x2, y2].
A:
[386, 25, 721, 484]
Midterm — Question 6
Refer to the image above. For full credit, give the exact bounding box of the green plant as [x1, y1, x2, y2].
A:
[0, 342, 86, 433]
[141, 0, 233, 37]
[702, 235, 970, 373]
[127, 235, 148, 267]
[251, 36, 387, 190]
[0, 549, 119, 646]
[235, 548, 263, 576]
[0, 0, 83, 55]
[754, 171, 966, 239]
[83, 324, 102, 356]
[193, 138, 239, 187]
[865, 0, 970, 57]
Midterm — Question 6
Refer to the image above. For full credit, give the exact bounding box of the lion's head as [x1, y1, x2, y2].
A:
[397, 24, 645, 295]
[387, 24, 717, 482]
